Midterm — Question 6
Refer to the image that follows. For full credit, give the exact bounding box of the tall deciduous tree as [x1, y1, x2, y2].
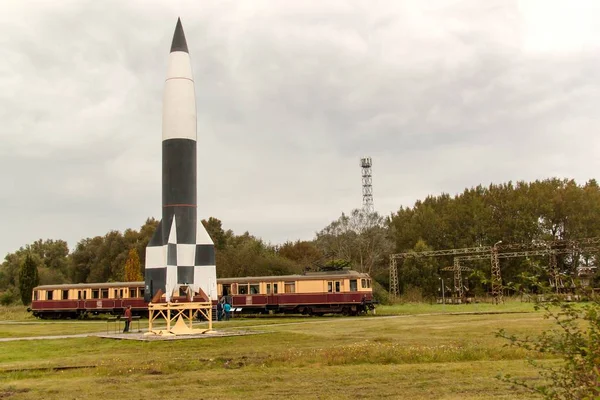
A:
[316, 209, 393, 275]
[124, 249, 143, 281]
[18, 253, 39, 306]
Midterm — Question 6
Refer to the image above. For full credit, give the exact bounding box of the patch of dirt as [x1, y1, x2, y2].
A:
[146, 369, 163, 375]
[0, 388, 30, 399]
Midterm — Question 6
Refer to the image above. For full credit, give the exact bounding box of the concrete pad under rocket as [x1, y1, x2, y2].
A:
[144, 18, 217, 303]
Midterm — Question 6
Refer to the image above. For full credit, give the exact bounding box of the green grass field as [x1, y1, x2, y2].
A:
[0, 301, 555, 399]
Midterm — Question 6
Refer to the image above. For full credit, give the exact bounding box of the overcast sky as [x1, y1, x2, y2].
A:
[1, 0, 600, 257]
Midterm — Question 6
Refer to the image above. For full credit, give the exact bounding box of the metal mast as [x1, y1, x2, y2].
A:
[360, 157, 374, 213]
[490, 243, 503, 304]
[389, 257, 399, 298]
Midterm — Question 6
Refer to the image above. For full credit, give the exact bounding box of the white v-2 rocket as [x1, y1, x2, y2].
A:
[144, 18, 217, 303]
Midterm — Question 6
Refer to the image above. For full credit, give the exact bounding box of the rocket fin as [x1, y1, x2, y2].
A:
[148, 219, 164, 246]
[145, 219, 166, 302]
[167, 217, 178, 244]
[164, 217, 179, 301]
[196, 220, 214, 245]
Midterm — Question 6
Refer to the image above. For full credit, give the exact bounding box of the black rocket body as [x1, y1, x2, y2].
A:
[144, 19, 217, 302]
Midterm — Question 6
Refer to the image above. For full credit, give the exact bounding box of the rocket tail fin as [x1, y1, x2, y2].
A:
[148, 219, 165, 246]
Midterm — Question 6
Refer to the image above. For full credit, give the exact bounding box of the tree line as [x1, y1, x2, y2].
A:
[390, 178, 600, 299]
[2, 177, 600, 305]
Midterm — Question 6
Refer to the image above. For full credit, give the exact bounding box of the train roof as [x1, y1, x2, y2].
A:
[217, 270, 370, 284]
[33, 270, 371, 290]
[33, 281, 144, 290]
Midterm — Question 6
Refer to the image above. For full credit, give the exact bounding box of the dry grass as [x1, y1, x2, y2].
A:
[0, 311, 555, 399]
[0, 305, 35, 322]
[0, 361, 546, 400]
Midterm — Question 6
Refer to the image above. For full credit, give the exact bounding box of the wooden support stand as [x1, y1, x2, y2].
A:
[146, 301, 214, 336]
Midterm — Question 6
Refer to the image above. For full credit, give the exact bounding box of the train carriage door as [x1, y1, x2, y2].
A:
[327, 280, 341, 302]
[267, 282, 278, 306]
[222, 284, 231, 300]
[115, 288, 123, 310]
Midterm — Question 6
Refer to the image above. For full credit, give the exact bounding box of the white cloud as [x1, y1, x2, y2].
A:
[1, 0, 600, 257]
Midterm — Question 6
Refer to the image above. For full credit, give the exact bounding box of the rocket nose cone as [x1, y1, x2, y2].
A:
[170, 17, 188, 53]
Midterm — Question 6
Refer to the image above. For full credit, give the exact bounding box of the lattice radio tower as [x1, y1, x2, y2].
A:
[360, 157, 374, 213]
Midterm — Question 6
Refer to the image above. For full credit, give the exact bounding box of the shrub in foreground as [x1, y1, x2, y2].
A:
[497, 293, 600, 400]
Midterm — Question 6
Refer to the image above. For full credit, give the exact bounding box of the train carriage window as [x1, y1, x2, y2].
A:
[101, 289, 109, 299]
[238, 284, 249, 295]
[361, 279, 367, 289]
[266, 283, 271, 294]
[249, 284, 260, 294]
[78, 290, 82, 300]
[114, 289, 118, 298]
[130, 288, 137, 298]
[273, 283, 278, 294]
[368, 279, 371, 288]
[350, 279, 358, 292]
[140, 288, 145, 298]
[328, 281, 333, 293]
[335, 281, 341, 292]
[62, 290, 69, 300]
[47, 291, 53, 300]
[34, 291, 38, 301]
[92, 289, 99, 299]
[285, 282, 295, 293]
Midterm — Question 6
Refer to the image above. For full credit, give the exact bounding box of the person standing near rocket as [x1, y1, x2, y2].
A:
[144, 18, 217, 303]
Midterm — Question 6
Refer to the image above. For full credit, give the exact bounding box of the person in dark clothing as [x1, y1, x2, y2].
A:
[123, 306, 132, 333]
[216, 301, 223, 321]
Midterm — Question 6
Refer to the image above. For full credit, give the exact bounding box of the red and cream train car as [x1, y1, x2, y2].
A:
[29, 270, 375, 318]
[30, 281, 149, 319]
[219, 270, 374, 316]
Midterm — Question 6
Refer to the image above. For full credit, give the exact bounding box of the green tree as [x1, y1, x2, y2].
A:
[135, 218, 160, 269]
[397, 240, 441, 300]
[277, 240, 323, 269]
[202, 217, 232, 251]
[18, 253, 39, 306]
[124, 248, 143, 281]
[68, 236, 103, 283]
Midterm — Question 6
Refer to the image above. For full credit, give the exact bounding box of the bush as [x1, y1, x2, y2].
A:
[398, 285, 424, 303]
[371, 280, 390, 305]
[0, 289, 18, 306]
[497, 291, 600, 399]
